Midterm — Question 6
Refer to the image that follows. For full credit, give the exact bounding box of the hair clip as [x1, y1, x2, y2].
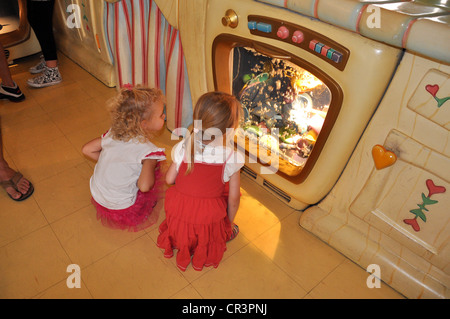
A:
[122, 83, 134, 90]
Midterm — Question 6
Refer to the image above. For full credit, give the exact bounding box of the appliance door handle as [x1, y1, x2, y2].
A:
[252, 43, 291, 60]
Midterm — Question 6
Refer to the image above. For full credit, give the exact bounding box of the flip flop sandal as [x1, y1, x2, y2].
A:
[227, 223, 239, 242]
[0, 171, 34, 201]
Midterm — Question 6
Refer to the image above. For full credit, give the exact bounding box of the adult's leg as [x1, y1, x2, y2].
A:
[0, 42, 25, 101]
[27, 0, 58, 65]
[0, 43, 14, 87]
[0, 118, 32, 200]
[26, 0, 61, 88]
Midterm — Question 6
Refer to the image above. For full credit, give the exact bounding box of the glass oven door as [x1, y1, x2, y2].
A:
[213, 35, 343, 183]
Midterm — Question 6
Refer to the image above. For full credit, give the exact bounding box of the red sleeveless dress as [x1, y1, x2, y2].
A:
[157, 161, 233, 271]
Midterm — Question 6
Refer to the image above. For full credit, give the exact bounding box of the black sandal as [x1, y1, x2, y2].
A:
[0, 171, 34, 201]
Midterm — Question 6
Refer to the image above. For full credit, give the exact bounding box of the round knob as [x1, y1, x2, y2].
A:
[222, 9, 238, 28]
[277, 26, 289, 39]
[292, 30, 304, 43]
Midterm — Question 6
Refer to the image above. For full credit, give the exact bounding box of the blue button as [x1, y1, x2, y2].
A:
[256, 22, 272, 33]
[315, 43, 324, 54]
[248, 21, 257, 30]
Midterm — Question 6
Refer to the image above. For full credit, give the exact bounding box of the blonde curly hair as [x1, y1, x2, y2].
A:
[107, 86, 165, 142]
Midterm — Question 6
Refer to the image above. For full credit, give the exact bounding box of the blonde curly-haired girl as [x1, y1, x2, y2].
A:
[82, 86, 166, 231]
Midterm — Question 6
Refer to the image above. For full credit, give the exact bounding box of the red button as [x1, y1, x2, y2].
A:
[292, 30, 304, 43]
[309, 40, 319, 50]
[277, 26, 289, 39]
[321, 45, 331, 56]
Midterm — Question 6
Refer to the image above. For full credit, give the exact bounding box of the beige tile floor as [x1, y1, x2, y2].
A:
[0, 53, 405, 299]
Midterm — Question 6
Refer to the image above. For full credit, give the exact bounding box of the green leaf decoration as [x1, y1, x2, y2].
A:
[409, 208, 427, 222]
[422, 193, 438, 206]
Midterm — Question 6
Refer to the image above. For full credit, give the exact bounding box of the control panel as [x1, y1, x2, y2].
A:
[247, 15, 349, 71]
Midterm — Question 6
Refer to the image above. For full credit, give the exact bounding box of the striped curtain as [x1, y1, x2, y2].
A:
[105, 0, 193, 134]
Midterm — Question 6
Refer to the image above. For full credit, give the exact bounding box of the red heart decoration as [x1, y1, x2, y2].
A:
[403, 218, 420, 232]
[426, 179, 446, 197]
[425, 84, 439, 97]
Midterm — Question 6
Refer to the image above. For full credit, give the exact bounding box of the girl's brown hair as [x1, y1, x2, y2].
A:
[107, 86, 164, 142]
[185, 91, 241, 174]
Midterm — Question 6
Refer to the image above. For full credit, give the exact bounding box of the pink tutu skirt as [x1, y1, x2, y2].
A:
[91, 168, 163, 232]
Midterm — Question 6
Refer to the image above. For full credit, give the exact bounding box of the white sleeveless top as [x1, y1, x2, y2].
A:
[90, 130, 166, 209]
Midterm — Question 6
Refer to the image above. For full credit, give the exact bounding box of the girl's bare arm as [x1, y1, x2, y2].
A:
[227, 171, 241, 223]
[138, 159, 158, 192]
[165, 162, 178, 185]
[82, 137, 102, 161]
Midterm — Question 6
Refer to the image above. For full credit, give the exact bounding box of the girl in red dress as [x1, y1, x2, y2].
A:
[157, 92, 244, 271]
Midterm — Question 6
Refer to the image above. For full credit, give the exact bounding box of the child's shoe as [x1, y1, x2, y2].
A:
[227, 223, 239, 242]
[0, 82, 25, 102]
[29, 55, 46, 74]
[27, 66, 62, 88]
